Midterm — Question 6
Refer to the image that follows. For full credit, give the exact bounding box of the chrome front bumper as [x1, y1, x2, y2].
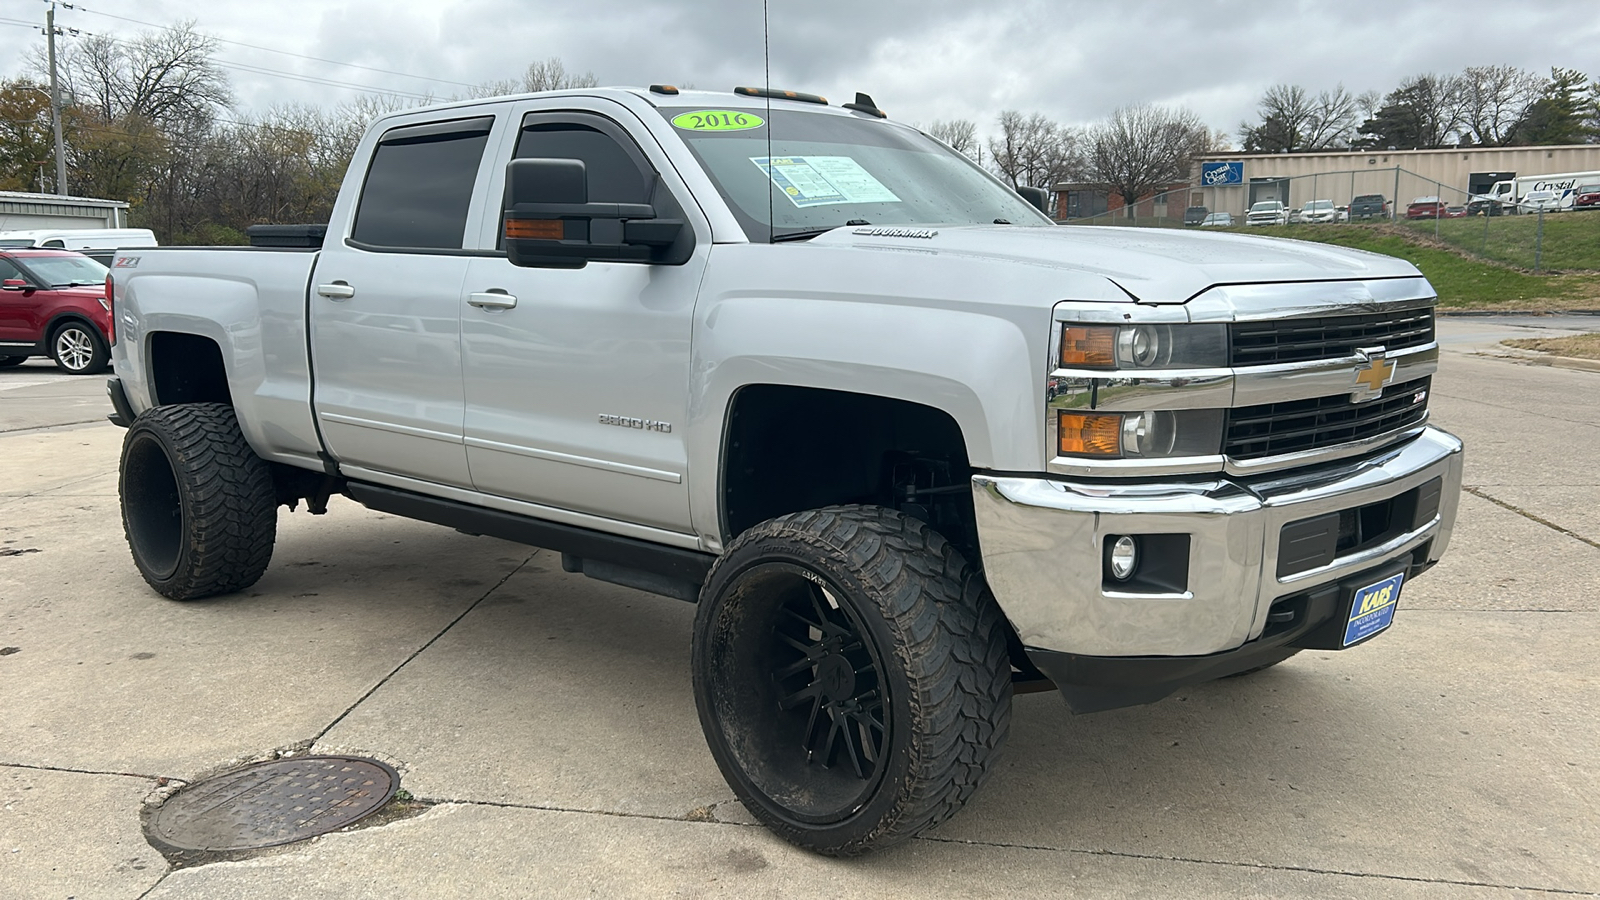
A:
[972, 427, 1463, 658]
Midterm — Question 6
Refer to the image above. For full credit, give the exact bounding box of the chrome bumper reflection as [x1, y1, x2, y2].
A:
[972, 426, 1463, 657]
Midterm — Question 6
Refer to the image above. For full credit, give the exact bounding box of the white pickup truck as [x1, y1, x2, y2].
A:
[105, 86, 1463, 856]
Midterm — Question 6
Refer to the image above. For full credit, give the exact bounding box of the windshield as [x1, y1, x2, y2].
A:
[1579, 184, 1600, 193]
[658, 106, 1050, 240]
[19, 255, 108, 287]
[1250, 202, 1279, 211]
[1305, 200, 1332, 209]
[0, 239, 36, 248]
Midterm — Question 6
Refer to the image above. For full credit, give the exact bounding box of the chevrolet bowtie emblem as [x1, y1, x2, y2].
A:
[1352, 347, 1395, 401]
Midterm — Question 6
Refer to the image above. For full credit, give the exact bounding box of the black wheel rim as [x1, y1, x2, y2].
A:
[707, 561, 893, 825]
[123, 432, 184, 579]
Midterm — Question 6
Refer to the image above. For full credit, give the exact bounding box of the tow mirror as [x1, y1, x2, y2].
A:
[2, 278, 31, 292]
[503, 158, 685, 269]
[1017, 185, 1051, 216]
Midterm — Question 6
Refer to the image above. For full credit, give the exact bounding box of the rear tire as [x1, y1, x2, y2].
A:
[49, 321, 108, 374]
[692, 505, 1012, 856]
[119, 403, 277, 600]
[0, 355, 27, 368]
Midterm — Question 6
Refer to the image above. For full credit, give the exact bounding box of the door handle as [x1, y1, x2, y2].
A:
[316, 282, 355, 300]
[467, 290, 518, 310]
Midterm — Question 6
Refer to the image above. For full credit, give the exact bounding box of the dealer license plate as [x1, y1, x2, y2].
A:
[1344, 572, 1404, 647]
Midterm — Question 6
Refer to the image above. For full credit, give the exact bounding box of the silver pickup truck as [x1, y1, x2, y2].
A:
[105, 87, 1463, 856]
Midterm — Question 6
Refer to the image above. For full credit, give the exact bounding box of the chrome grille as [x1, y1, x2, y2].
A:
[1226, 376, 1430, 460]
[1230, 309, 1435, 366]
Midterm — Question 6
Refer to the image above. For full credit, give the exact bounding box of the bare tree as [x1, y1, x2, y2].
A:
[48, 22, 229, 129]
[473, 57, 598, 97]
[1355, 73, 1464, 149]
[924, 118, 980, 161]
[1240, 83, 1362, 152]
[1086, 103, 1208, 217]
[1456, 65, 1542, 146]
[986, 110, 1080, 189]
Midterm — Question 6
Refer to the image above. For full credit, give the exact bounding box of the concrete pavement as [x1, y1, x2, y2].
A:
[2, 321, 1597, 899]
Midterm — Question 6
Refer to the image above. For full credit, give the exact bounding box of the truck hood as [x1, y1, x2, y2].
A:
[817, 224, 1423, 304]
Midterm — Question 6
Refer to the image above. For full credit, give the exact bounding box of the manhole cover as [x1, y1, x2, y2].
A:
[150, 756, 398, 851]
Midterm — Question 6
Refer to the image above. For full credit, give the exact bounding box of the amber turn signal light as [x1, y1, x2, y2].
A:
[505, 218, 565, 240]
[1057, 411, 1122, 456]
[1059, 326, 1117, 368]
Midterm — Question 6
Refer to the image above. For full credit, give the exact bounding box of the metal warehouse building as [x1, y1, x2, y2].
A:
[0, 191, 131, 231]
[1191, 144, 1600, 217]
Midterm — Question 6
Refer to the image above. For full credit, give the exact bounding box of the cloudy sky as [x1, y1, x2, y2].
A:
[3, 0, 1597, 142]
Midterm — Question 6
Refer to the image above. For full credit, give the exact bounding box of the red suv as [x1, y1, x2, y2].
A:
[0, 249, 113, 374]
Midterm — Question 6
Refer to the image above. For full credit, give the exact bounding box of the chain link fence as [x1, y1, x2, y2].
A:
[1056, 167, 1595, 274]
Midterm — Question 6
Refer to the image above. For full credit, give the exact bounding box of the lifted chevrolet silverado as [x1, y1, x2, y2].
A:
[106, 86, 1463, 856]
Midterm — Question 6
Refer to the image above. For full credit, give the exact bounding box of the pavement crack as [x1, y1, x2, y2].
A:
[312, 550, 540, 742]
[914, 836, 1599, 896]
[1432, 391, 1600, 430]
[0, 418, 107, 435]
[1464, 485, 1600, 550]
[417, 795, 756, 828]
[0, 760, 174, 783]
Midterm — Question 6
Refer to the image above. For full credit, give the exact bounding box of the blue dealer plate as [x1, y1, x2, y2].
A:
[1344, 573, 1404, 647]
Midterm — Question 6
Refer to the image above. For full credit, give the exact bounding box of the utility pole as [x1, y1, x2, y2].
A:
[46, 1, 69, 196]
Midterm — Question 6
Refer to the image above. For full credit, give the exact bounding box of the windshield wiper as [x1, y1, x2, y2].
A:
[771, 220, 870, 243]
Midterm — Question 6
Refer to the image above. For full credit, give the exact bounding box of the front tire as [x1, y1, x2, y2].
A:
[119, 403, 277, 600]
[49, 321, 108, 374]
[692, 505, 1011, 856]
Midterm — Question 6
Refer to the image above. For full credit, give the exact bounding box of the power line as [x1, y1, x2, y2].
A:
[66, 5, 481, 91]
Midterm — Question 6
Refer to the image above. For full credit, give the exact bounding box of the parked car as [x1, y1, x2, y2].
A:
[1182, 205, 1209, 226]
[1443, 206, 1468, 218]
[1335, 205, 1349, 222]
[1574, 183, 1600, 210]
[1349, 194, 1390, 220]
[1199, 212, 1234, 226]
[1519, 189, 1562, 213]
[0, 249, 113, 374]
[1298, 199, 1338, 224]
[1245, 200, 1288, 226]
[0, 227, 157, 252]
[1405, 197, 1448, 219]
[1466, 194, 1504, 217]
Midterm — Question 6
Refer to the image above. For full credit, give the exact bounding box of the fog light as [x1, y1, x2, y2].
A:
[1109, 535, 1138, 581]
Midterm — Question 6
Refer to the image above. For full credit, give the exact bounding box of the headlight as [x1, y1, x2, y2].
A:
[1056, 409, 1224, 459]
[1058, 323, 1227, 370]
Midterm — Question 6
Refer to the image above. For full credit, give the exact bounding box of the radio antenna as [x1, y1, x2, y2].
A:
[763, 0, 773, 243]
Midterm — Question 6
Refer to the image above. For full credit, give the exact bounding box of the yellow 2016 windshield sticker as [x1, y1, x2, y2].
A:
[672, 110, 764, 132]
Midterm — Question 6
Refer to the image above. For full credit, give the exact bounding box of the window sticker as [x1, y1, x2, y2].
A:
[751, 156, 902, 208]
[671, 110, 764, 132]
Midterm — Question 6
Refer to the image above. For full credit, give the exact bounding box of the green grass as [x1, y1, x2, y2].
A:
[1398, 211, 1600, 272]
[1219, 224, 1598, 309]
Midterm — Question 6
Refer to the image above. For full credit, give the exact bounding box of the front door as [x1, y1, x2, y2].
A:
[460, 106, 707, 533]
[309, 114, 499, 488]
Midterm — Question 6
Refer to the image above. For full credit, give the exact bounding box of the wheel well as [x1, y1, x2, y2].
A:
[721, 385, 981, 565]
[149, 332, 232, 407]
[46, 313, 99, 343]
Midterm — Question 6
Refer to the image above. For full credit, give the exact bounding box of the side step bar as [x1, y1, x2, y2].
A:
[346, 482, 715, 602]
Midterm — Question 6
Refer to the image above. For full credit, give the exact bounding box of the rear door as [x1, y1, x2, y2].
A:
[457, 101, 709, 534]
[308, 114, 500, 488]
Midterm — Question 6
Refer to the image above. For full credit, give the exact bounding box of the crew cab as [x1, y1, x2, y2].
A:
[105, 86, 1463, 857]
[0, 248, 113, 373]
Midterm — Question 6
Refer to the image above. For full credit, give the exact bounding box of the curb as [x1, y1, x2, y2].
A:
[1440, 309, 1600, 317]
[1488, 348, 1600, 373]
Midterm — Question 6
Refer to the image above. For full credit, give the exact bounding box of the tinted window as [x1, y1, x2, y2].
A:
[513, 124, 649, 203]
[351, 117, 493, 250]
[0, 258, 22, 281]
[20, 255, 108, 286]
